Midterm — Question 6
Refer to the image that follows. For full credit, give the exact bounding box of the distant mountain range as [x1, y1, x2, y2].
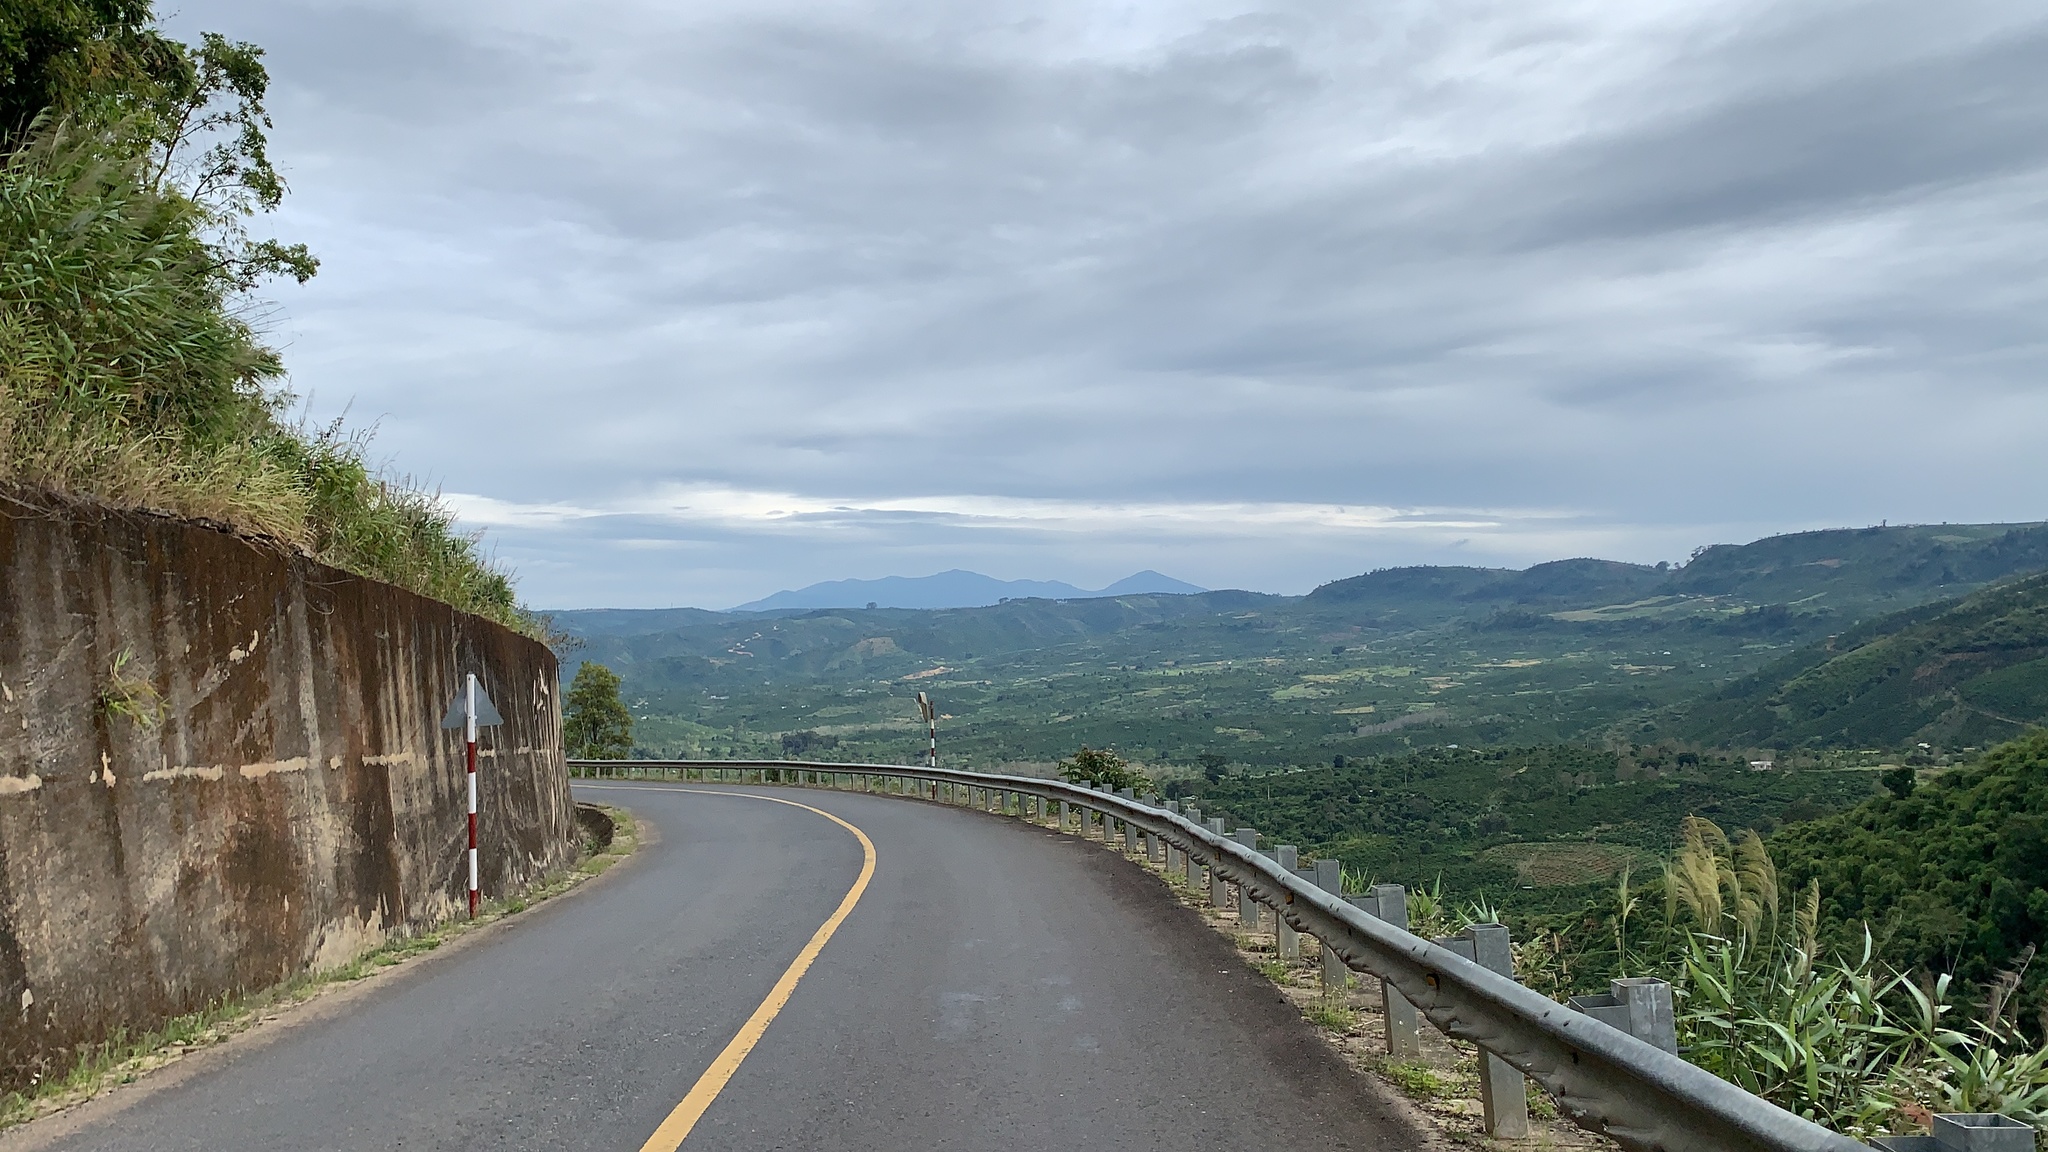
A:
[728, 569, 1207, 612]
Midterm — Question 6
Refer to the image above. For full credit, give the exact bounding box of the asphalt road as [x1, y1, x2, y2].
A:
[13, 784, 1432, 1151]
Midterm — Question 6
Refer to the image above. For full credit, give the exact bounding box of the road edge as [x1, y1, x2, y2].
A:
[0, 802, 654, 1152]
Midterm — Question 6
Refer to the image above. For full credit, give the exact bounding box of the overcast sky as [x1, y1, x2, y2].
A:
[164, 0, 2048, 609]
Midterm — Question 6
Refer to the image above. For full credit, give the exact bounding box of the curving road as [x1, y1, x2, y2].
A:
[7, 784, 1432, 1151]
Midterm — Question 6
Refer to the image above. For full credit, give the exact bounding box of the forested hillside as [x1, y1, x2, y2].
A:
[1773, 731, 2048, 997]
[1185, 743, 1879, 904]
[1673, 572, 2048, 749]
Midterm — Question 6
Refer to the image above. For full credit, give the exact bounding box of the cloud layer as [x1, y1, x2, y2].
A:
[164, 0, 2048, 607]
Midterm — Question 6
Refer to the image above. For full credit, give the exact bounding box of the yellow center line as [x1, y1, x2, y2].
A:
[585, 785, 877, 1152]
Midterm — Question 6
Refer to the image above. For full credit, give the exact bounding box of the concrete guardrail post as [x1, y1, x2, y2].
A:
[1059, 794, 1072, 831]
[1119, 788, 1138, 852]
[1872, 1114, 2038, 1152]
[1275, 846, 1300, 959]
[1568, 977, 1677, 1055]
[1313, 859, 1345, 990]
[1162, 800, 1182, 871]
[1204, 818, 1228, 907]
[1182, 805, 1202, 887]
[1433, 924, 1528, 1139]
[1365, 884, 1422, 1058]
[1231, 829, 1260, 928]
[1144, 794, 1165, 861]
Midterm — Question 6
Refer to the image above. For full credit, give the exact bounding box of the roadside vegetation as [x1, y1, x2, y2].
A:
[0, 3, 539, 635]
[1217, 738, 2048, 1136]
[564, 662, 633, 758]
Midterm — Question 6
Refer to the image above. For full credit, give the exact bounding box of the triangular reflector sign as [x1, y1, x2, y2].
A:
[440, 682, 505, 729]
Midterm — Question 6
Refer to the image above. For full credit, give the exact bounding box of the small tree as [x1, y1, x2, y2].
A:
[564, 662, 632, 759]
[1057, 745, 1153, 794]
[1197, 751, 1229, 783]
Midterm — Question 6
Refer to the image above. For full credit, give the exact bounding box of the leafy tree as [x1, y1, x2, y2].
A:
[1881, 764, 1916, 799]
[780, 730, 839, 758]
[1197, 751, 1229, 782]
[1, 1, 178, 150]
[1057, 745, 1153, 794]
[564, 663, 632, 759]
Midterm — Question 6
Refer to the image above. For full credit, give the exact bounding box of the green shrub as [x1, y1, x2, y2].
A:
[1056, 745, 1154, 794]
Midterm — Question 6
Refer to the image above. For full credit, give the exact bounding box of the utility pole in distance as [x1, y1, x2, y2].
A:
[441, 672, 504, 918]
[916, 691, 936, 768]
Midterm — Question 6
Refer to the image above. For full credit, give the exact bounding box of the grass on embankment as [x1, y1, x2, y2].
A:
[2, 115, 546, 640]
[0, 808, 636, 1131]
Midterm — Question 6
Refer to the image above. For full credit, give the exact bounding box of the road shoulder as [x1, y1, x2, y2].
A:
[0, 804, 649, 1151]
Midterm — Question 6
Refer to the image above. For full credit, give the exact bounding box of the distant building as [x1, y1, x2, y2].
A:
[1749, 759, 1774, 771]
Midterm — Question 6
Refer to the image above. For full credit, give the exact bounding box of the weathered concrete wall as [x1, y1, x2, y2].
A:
[0, 494, 575, 1092]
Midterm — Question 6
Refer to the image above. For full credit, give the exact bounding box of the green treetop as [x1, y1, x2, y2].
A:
[1057, 745, 1153, 795]
[564, 663, 633, 760]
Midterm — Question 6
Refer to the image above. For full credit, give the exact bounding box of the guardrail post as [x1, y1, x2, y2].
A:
[1434, 924, 1528, 1139]
[1313, 859, 1345, 990]
[1119, 789, 1138, 852]
[1204, 818, 1228, 906]
[1163, 801, 1182, 871]
[1568, 977, 1677, 1055]
[1872, 1114, 2039, 1152]
[1183, 805, 1202, 886]
[1060, 794, 1073, 831]
[1364, 884, 1422, 1058]
[1144, 794, 1165, 861]
[1274, 847, 1300, 959]
[1231, 829, 1260, 929]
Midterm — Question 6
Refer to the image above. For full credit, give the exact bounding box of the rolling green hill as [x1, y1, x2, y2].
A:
[1672, 572, 2048, 750]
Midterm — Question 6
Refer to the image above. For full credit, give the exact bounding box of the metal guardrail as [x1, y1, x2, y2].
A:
[571, 758, 1874, 1152]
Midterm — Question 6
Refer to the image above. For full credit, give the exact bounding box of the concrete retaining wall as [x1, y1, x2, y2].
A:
[0, 493, 576, 1092]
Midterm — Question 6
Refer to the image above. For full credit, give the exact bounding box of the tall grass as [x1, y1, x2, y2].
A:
[1638, 815, 2048, 1135]
[0, 121, 538, 636]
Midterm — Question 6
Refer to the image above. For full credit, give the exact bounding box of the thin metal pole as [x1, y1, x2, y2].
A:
[465, 672, 479, 920]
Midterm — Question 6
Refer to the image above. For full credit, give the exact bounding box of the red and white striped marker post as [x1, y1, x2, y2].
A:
[441, 673, 503, 919]
[916, 691, 937, 768]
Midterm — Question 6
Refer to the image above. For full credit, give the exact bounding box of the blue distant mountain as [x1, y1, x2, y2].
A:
[730, 569, 1206, 612]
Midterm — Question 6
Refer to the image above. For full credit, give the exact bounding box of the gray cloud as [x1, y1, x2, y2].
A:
[161, 0, 2048, 607]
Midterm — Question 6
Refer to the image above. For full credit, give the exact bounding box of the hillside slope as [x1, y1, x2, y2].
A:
[1771, 730, 2048, 991]
[1305, 523, 2048, 627]
[1673, 573, 2048, 749]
